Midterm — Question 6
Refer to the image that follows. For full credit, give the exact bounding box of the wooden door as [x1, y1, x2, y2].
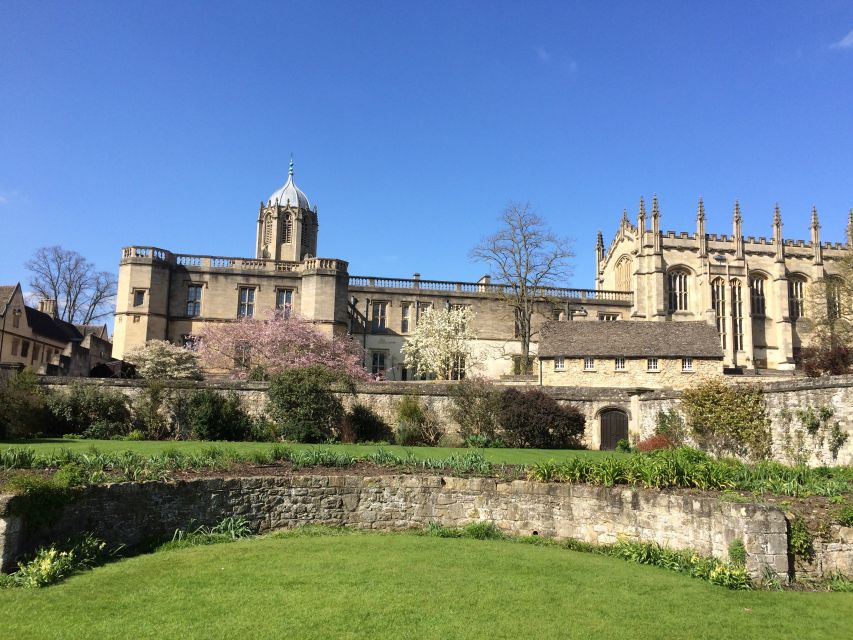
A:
[600, 410, 628, 450]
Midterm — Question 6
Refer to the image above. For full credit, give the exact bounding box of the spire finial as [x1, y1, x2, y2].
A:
[651, 193, 659, 218]
[773, 202, 782, 227]
[622, 208, 628, 223]
[596, 230, 604, 248]
[733, 199, 741, 222]
[810, 205, 819, 228]
[638, 196, 646, 219]
[697, 196, 705, 220]
[289, 155, 294, 177]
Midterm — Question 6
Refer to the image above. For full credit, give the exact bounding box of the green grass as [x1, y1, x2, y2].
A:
[0, 438, 617, 465]
[1, 532, 850, 639]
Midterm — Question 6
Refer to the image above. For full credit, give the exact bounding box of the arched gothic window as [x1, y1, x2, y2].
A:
[731, 279, 744, 351]
[282, 213, 293, 244]
[264, 213, 273, 244]
[788, 276, 806, 320]
[749, 274, 766, 317]
[825, 276, 843, 320]
[615, 256, 632, 291]
[711, 277, 727, 349]
[667, 269, 689, 313]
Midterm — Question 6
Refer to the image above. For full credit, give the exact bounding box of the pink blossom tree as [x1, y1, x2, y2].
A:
[196, 310, 372, 382]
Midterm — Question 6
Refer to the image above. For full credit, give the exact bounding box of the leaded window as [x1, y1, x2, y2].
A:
[667, 270, 689, 312]
[749, 275, 766, 317]
[186, 285, 202, 317]
[237, 287, 255, 318]
[712, 277, 727, 349]
[789, 277, 805, 320]
[731, 279, 744, 351]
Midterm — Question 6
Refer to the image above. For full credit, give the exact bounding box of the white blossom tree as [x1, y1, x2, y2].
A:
[402, 307, 478, 380]
[123, 339, 203, 380]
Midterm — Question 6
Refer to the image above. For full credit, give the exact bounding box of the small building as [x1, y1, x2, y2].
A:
[538, 320, 724, 389]
[0, 283, 113, 376]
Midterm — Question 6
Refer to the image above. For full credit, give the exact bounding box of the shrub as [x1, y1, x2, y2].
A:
[1, 535, 107, 589]
[728, 539, 747, 566]
[46, 383, 131, 438]
[448, 378, 502, 442]
[132, 380, 180, 440]
[267, 366, 354, 443]
[183, 390, 253, 441]
[636, 435, 674, 452]
[837, 505, 853, 527]
[681, 380, 771, 461]
[0, 369, 52, 438]
[789, 517, 814, 560]
[655, 409, 687, 446]
[497, 389, 585, 449]
[463, 433, 505, 448]
[395, 395, 444, 446]
[801, 344, 853, 377]
[344, 404, 393, 443]
[123, 339, 203, 380]
[615, 439, 632, 453]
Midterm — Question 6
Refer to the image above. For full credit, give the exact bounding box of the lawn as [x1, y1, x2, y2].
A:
[1, 531, 850, 639]
[0, 438, 620, 466]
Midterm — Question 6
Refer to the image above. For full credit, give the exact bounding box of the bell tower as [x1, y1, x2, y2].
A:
[256, 159, 319, 262]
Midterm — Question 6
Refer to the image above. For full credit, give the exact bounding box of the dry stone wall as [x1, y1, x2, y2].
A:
[41, 374, 853, 463]
[0, 474, 817, 580]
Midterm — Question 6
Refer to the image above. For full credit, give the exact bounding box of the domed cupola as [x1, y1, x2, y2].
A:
[256, 159, 319, 262]
[268, 159, 310, 210]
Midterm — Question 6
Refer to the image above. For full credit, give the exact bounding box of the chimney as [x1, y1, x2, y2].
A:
[38, 299, 57, 318]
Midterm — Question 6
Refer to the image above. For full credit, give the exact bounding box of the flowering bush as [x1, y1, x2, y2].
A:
[1, 535, 106, 589]
[124, 340, 203, 380]
[198, 310, 370, 381]
[402, 307, 478, 380]
[636, 435, 674, 452]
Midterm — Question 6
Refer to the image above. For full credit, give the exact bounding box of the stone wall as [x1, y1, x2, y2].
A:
[5, 473, 841, 581]
[40, 374, 853, 463]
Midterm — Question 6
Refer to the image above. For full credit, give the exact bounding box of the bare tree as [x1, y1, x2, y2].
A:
[25, 246, 117, 325]
[471, 202, 574, 372]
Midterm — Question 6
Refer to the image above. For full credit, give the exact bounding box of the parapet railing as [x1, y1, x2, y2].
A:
[348, 275, 633, 302]
[120, 247, 347, 273]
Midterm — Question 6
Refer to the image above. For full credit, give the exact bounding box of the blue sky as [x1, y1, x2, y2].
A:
[2, 1, 852, 308]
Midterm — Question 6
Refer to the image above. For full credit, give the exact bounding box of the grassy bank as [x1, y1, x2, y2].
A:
[1, 531, 850, 639]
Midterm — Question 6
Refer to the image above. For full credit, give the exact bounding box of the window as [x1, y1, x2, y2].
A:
[599, 314, 619, 322]
[615, 256, 632, 291]
[667, 270, 689, 313]
[789, 277, 805, 320]
[186, 285, 202, 317]
[647, 357, 659, 372]
[21, 340, 30, 358]
[749, 275, 766, 317]
[826, 277, 842, 320]
[11, 337, 20, 356]
[682, 357, 693, 372]
[731, 279, 744, 351]
[11, 310, 20, 328]
[371, 301, 388, 333]
[237, 287, 255, 318]
[181, 334, 199, 350]
[401, 303, 412, 333]
[33, 344, 41, 362]
[416, 302, 432, 324]
[133, 290, 145, 307]
[449, 354, 466, 381]
[583, 357, 595, 371]
[282, 213, 292, 244]
[554, 356, 565, 371]
[614, 357, 625, 371]
[711, 277, 727, 349]
[276, 289, 293, 317]
[371, 351, 386, 377]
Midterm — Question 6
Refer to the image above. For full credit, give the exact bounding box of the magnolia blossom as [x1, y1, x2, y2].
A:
[402, 307, 478, 380]
[197, 310, 371, 381]
[123, 339, 203, 380]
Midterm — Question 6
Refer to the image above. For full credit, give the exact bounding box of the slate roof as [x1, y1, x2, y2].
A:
[0, 285, 18, 313]
[24, 307, 83, 344]
[539, 320, 724, 359]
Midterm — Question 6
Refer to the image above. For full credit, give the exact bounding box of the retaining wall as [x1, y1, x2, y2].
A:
[2, 474, 849, 581]
[41, 375, 853, 463]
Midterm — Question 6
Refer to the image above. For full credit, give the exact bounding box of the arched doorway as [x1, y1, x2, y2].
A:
[600, 410, 628, 451]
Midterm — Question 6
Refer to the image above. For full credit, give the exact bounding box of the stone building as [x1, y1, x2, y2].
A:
[0, 283, 113, 376]
[538, 320, 723, 389]
[112, 167, 852, 379]
[113, 165, 631, 379]
[597, 197, 853, 371]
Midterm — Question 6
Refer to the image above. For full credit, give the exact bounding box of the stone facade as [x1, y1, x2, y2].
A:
[3, 474, 832, 581]
[541, 356, 721, 389]
[598, 198, 853, 370]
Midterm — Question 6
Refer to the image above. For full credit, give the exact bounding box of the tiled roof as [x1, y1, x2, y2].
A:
[24, 307, 83, 344]
[539, 320, 724, 359]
